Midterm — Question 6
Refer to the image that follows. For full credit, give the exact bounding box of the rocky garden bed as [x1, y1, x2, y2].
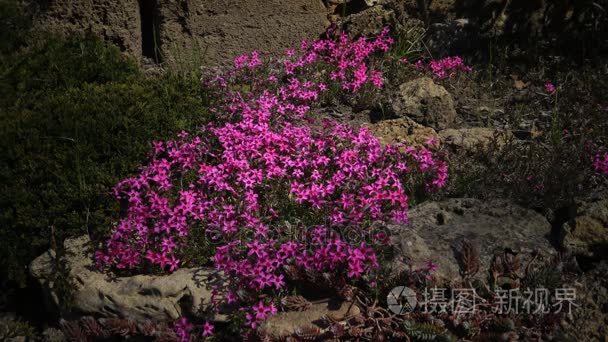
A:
[2, 0, 608, 341]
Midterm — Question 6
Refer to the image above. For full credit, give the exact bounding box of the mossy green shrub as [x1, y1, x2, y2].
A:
[0, 0, 33, 54]
[0, 32, 210, 285]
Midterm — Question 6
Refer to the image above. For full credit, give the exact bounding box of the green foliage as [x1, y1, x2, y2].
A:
[0, 33, 139, 108]
[0, 316, 37, 340]
[0, 32, 210, 285]
[522, 264, 562, 292]
[0, 0, 33, 54]
[404, 321, 455, 342]
[491, 317, 515, 333]
[444, 134, 598, 212]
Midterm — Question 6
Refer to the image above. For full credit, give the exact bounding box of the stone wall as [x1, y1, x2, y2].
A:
[33, 0, 142, 55]
[33, 0, 330, 66]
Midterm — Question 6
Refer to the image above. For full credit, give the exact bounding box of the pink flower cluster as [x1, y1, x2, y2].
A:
[207, 28, 393, 124]
[284, 28, 393, 92]
[97, 28, 447, 329]
[594, 152, 608, 175]
[416, 56, 472, 79]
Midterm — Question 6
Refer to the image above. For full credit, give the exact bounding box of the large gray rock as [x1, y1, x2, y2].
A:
[391, 77, 457, 130]
[391, 198, 555, 284]
[30, 236, 222, 322]
[560, 199, 608, 259]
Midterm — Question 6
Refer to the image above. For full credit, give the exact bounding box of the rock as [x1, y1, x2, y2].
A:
[158, 0, 328, 67]
[340, 5, 396, 37]
[425, 19, 476, 58]
[33, 0, 329, 66]
[33, 0, 142, 55]
[326, 0, 353, 4]
[362, 117, 439, 148]
[391, 77, 457, 130]
[390, 198, 555, 284]
[30, 236, 222, 322]
[560, 199, 608, 259]
[554, 261, 608, 340]
[364, 0, 384, 6]
[327, 0, 381, 5]
[259, 300, 359, 339]
[439, 127, 511, 152]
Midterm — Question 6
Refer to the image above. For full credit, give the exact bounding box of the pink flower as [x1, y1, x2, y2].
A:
[425, 259, 438, 273]
[426, 56, 472, 79]
[594, 152, 608, 176]
[424, 136, 439, 147]
[202, 321, 214, 337]
[247, 301, 278, 328]
[370, 70, 384, 88]
[415, 59, 426, 70]
[173, 317, 192, 342]
[544, 81, 556, 94]
[225, 291, 238, 304]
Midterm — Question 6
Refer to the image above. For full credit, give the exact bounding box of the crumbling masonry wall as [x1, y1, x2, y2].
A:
[33, 0, 329, 66]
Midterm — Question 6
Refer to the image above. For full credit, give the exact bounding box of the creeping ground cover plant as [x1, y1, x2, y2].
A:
[96, 28, 448, 335]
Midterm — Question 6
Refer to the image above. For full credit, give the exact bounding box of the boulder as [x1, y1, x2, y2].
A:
[259, 300, 359, 339]
[391, 77, 457, 130]
[439, 127, 511, 152]
[30, 236, 222, 322]
[560, 199, 608, 259]
[362, 117, 439, 148]
[340, 5, 396, 37]
[390, 198, 555, 284]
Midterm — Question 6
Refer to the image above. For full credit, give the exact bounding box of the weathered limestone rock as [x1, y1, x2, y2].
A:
[30, 236, 222, 322]
[390, 198, 555, 284]
[259, 300, 359, 339]
[561, 199, 608, 259]
[362, 117, 439, 148]
[439, 127, 511, 152]
[391, 77, 457, 130]
[340, 5, 396, 37]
